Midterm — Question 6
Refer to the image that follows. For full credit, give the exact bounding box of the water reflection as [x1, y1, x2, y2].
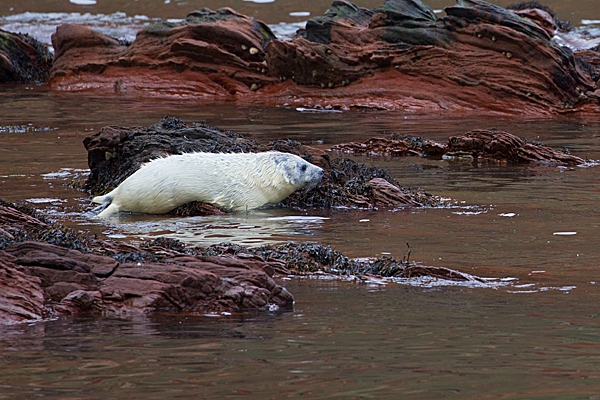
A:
[96, 211, 330, 246]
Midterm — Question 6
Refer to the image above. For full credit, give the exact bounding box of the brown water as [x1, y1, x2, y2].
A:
[2, 0, 600, 398]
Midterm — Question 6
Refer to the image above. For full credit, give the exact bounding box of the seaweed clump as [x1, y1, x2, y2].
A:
[0, 198, 95, 252]
[196, 242, 481, 282]
[282, 158, 440, 209]
[0, 30, 53, 83]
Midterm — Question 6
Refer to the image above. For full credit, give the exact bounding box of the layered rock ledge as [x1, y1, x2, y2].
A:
[45, 0, 599, 114]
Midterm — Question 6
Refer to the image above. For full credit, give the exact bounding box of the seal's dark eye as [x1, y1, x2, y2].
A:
[301, 164, 307, 172]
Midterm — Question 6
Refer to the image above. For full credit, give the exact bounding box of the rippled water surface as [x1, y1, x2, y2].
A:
[2, 0, 600, 397]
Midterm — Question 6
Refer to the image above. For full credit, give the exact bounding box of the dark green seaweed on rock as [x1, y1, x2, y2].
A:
[0, 199, 96, 253]
[0, 29, 53, 83]
[282, 158, 439, 209]
[198, 242, 481, 282]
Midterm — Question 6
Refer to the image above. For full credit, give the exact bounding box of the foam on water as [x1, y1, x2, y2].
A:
[0, 12, 160, 47]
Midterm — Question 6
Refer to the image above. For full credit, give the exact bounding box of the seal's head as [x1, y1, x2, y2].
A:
[272, 152, 324, 190]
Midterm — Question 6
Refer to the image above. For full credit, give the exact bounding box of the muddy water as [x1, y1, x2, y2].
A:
[2, 85, 600, 397]
[2, 0, 600, 397]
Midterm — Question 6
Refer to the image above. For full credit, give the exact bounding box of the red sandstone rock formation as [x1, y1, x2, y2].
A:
[50, 8, 277, 98]
[47, 0, 599, 115]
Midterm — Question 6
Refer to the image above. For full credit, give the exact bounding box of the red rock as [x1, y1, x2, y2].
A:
[369, 178, 423, 208]
[328, 129, 584, 165]
[50, 8, 277, 97]
[0, 254, 46, 323]
[47, 1, 599, 115]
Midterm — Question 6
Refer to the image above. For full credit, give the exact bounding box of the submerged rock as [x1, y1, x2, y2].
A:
[330, 134, 445, 158]
[83, 117, 439, 214]
[47, 0, 599, 114]
[330, 129, 585, 165]
[0, 29, 53, 83]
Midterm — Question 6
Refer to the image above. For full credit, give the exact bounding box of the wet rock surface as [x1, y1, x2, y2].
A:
[0, 199, 483, 323]
[446, 129, 585, 164]
[46, 0, 600, 114]
[330, 129, 586, 165]
[199, 242, 482, 282]
[0, 29, 53, 83]
[84, 117, 440, 214]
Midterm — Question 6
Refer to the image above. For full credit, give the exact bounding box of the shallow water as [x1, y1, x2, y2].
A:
[2, 0, 600, 397]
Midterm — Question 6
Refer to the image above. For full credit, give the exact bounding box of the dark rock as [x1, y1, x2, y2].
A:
[0, 29, 53, 84]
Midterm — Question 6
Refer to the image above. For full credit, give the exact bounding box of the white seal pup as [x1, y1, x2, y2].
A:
[91, 151, 324, 217]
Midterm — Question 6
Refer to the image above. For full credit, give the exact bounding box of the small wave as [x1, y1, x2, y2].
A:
[296, 107, 343, 114]
[498, 212, 516, 217]
[41, 168, 89, 180]
[0, 125, 56, 133]
[25, 198, 65, 204]
[508, 285, 577, 294]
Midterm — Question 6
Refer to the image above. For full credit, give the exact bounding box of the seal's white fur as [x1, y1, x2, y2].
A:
[91, 151, 324, 217]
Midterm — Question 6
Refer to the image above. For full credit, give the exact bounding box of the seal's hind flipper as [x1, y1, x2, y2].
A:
[96, 202, 120, 217]
[91, 203, 109, 214]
